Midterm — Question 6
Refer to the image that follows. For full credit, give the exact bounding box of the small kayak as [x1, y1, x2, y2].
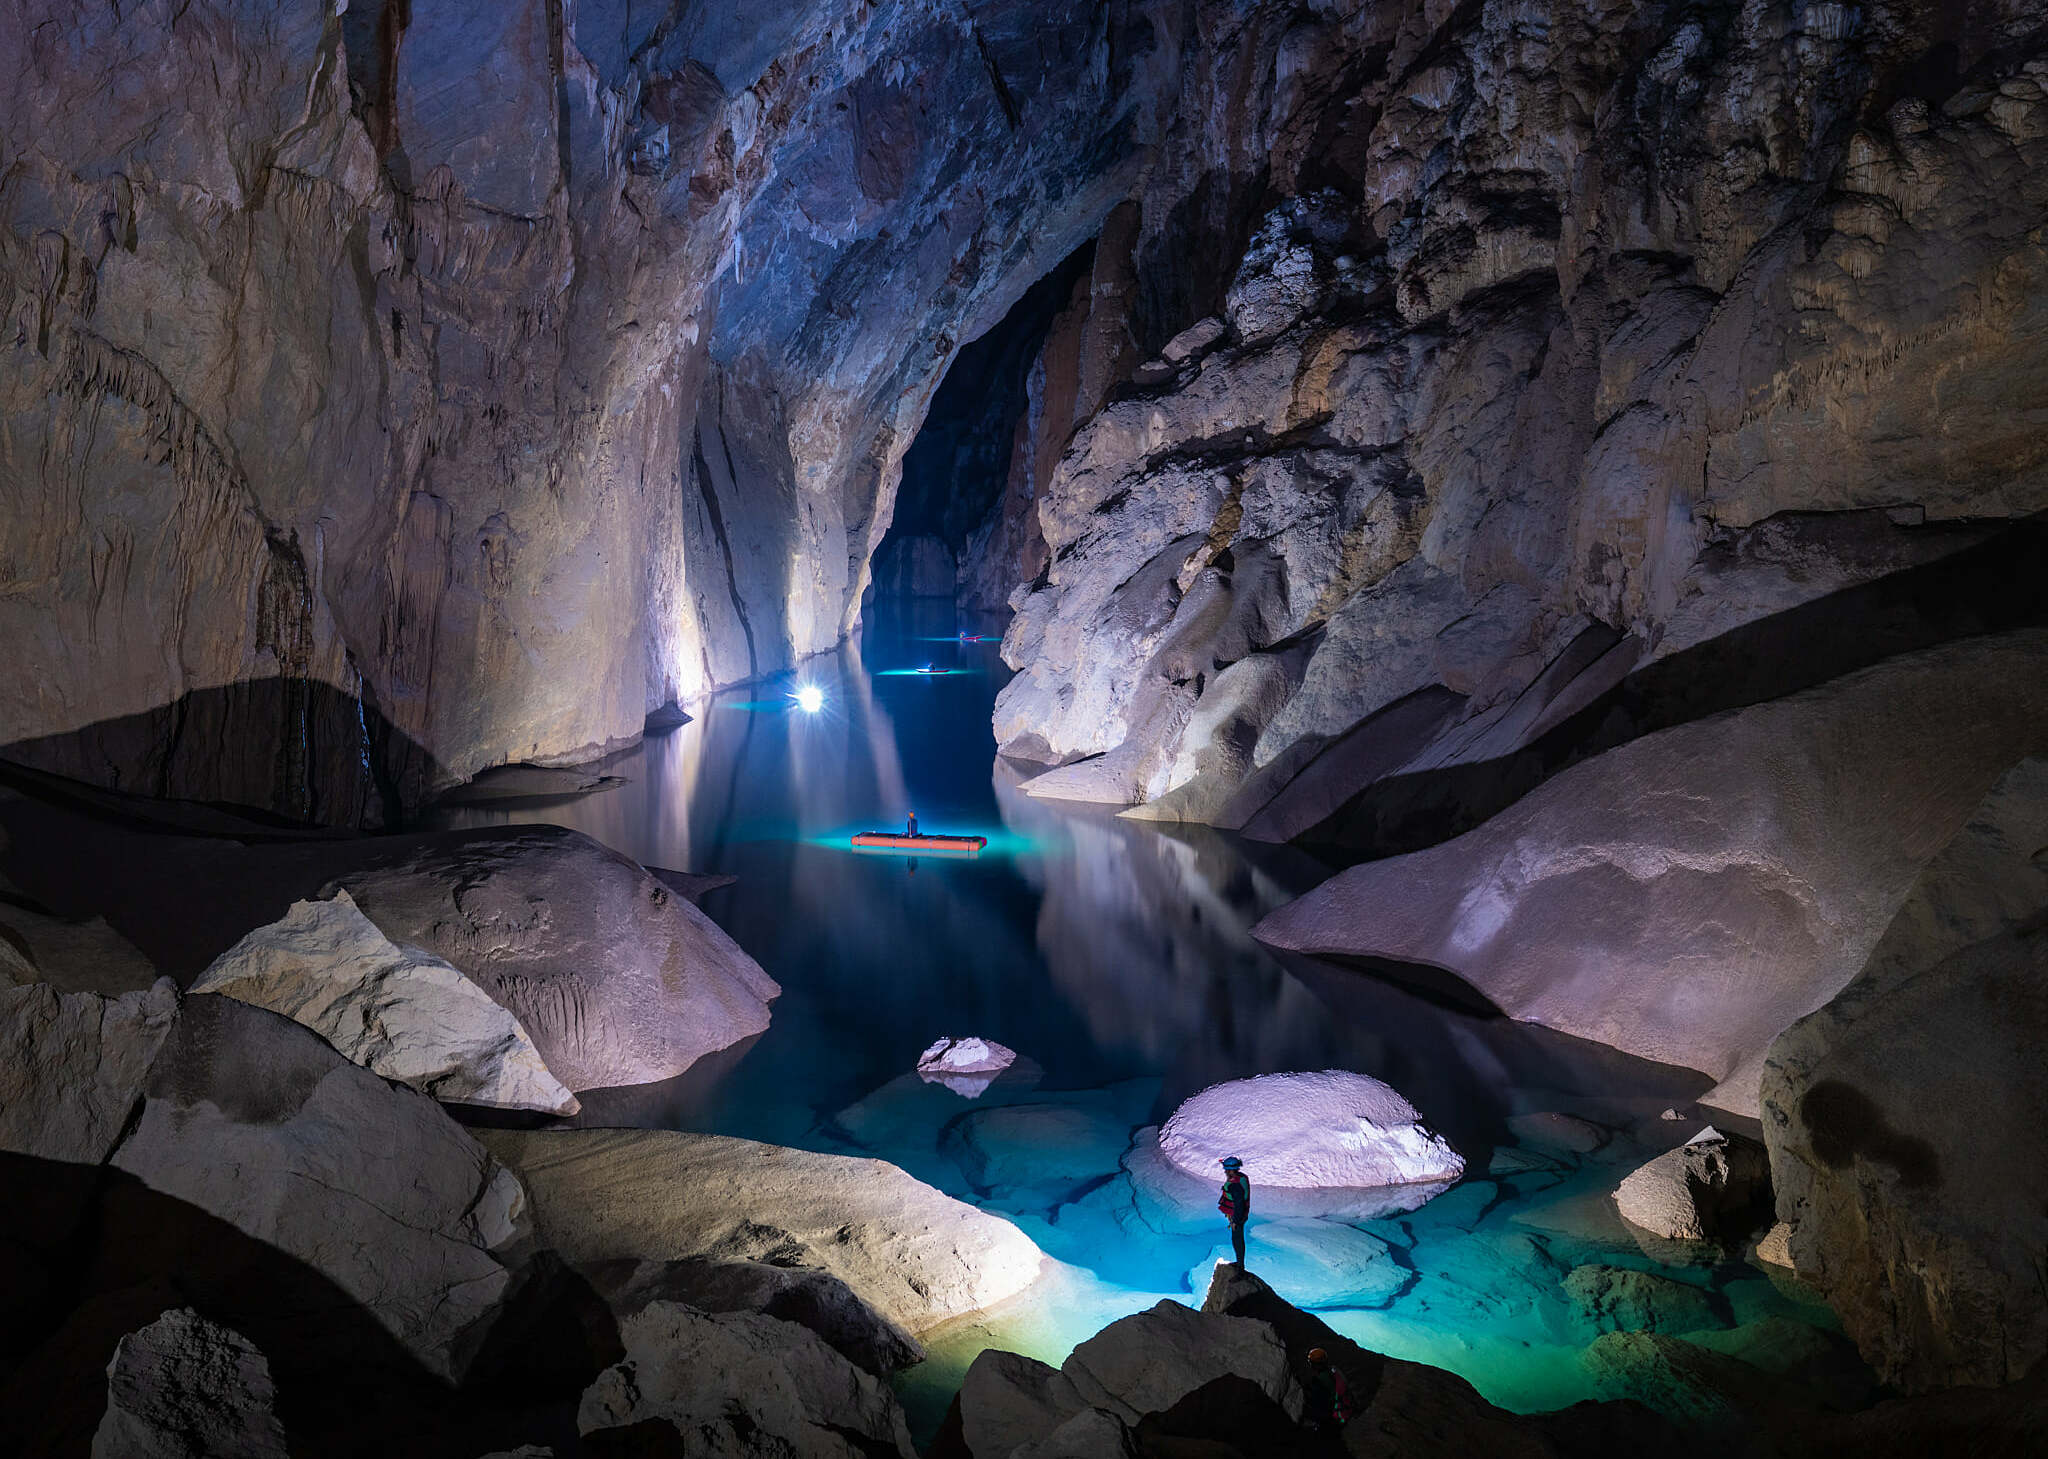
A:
[852, 831, 987, 855]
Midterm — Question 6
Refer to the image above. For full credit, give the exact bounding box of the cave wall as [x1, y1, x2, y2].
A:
[0, 0, 1202, 818]
[990, 0, 2048, 827]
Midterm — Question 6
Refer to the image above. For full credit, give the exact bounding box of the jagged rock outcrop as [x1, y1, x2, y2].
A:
[190, 890, 578, 1115]
[992, 2, 2048, 838]
[578, 1301, 916, 1458]
[1761, 756, 2048, 1393]
[0, 985, 528, 1384]
[478, 1127, 1045, 1337]
[1253, 631, 2048, 1113]
[92, 1309, 288, 1459]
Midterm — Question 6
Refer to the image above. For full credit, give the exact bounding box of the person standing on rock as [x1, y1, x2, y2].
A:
[906, 808, 919, 837]
[1218, 1155, 1250, 1266]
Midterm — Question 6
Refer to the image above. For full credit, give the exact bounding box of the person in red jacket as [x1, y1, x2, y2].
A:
[1217, 1156, 1250, 1266]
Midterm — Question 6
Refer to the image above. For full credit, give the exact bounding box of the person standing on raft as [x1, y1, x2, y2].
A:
[906, 809, 919, 837]
[1218, 1156, 1250, 1266]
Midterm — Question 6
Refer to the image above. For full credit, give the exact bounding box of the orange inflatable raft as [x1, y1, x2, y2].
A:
[851, 831, 987, 855]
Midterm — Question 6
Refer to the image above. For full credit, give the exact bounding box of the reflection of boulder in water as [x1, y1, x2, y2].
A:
[917, 1035, 1018, 1097]
[995, 766, 1345, 1086]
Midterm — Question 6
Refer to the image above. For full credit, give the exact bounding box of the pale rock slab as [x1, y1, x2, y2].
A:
[578, 1301, 914, 1457]
[1612, 1127, 1770, 1243]
[335, 826, 779, 1092]
[92, 1308, 287, 1459]
[191, 891, 578, 1115]
[1254, 632, 2048, 1113]
[1158, 1070, 1463, 1190]
[478, 1128, 1044, 1336]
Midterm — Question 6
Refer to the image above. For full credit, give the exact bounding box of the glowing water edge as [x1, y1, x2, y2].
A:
[428, 600, 1849, 1444]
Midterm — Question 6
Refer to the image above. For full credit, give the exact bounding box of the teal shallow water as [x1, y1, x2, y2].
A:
[429, 602, 1856, 1441]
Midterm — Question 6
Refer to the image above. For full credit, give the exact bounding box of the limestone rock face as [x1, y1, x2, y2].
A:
[0, 0, 1221, 823]
[578, 1301, 915, 1458]
[92, 1309, 287, 1459]
[1254, 632, 2048, 1113]
[1613, 1129, 1772, 1244]
[991, 2, 2048, 839]
[871, 534, 958, 597]
[332, 825, 779, 1092]
[479, 1128, 1044, 1336]
[1157, 1070, 1464, 1189]
[1761, 757, 2048, 1392]
[190, 890, 578, 1115]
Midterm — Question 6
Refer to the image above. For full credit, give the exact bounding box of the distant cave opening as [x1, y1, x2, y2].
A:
[866, 242, 1097, 619]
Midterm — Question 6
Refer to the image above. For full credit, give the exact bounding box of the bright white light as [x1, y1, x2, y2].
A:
[794, 684, 825, 714]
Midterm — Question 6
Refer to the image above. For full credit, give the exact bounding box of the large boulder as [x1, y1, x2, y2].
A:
[332, 826, 779, 1092]
[1761, 756, 2048, 1392]
[109, 996, 528, 1382]
[91, 1308, 287, 1459]
[1612, 1128, 1771, 1243]
[478, 1128, 1043, 1337]
[0, 985, 529, 1385]
[577, 1301, 915, 1458]
[1254, 632, 2048, 1113]
[190, 891, 578, 1115]
[0, 979, 178, 1163]
[1157, 1070, 1463, 1189]
[948, 1297, 1299, 1456]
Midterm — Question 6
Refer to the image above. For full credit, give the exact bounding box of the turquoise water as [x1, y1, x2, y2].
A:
[429, 601, 1856, 1438]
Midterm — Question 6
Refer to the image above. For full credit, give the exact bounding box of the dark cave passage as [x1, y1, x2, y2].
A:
[868, 243, 1097, 613]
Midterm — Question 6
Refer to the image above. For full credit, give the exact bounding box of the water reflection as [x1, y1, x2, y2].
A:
[430, 602, 1835, 1436]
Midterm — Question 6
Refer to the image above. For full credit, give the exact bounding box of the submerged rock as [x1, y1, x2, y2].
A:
[479, 1128, 1043, 1337]
[190, 891, 577, 1115]
[1613, 1127, 1771, 1244]
[1762, 757, 2048, 1392]
[1564, 1265, 1724, 1338]
[1188, 1218, 1404, 1310]
[1158, 1070, 1463, 1190]
[92, 1309, 286, 1459]
[578, 1302, 915, 1458]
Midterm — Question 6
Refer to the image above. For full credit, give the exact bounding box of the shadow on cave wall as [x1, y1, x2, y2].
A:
[1300, 512, 2048, 862]
[0, 676, 447, 832]
[0, 1151, 613, 1459]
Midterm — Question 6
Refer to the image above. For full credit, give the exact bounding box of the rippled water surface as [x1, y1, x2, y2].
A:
[431, 602, 1851, 1440]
